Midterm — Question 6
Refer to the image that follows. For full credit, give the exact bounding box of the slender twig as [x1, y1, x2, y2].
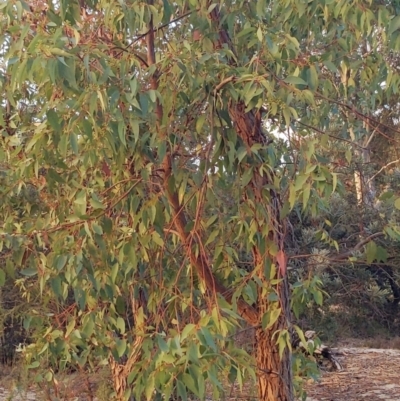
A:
[315, 92, 400, 140]
[366, 159, 400, 185]
[288, 232, 385, 262]
[114, 9, 195, 57]
[214, 75, 235, 92]
[296, 120, 368, 150]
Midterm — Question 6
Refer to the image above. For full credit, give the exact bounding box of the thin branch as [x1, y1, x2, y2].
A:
[214, 75, 235, 92]
[330, 232, 385, 261]
[288, 232, 385, 263]
[114, 9, 195, 57]
[315, 92, 400, 141]
[296, 120, 368, 150]
[366, 159, 400, 185]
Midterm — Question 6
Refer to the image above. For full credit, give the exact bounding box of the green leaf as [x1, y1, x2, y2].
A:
[177, 380, 188, 401]
[284, 76, 307, 85]
[70, 133, 78, 155]
[380, 191, 394, 201]
[148, 89, 157, 103]
[389, 15, 400, 35]
[196, 114, 206, 134]
[92, 223, 103, 235]
[157, 335, 169, 352]
[302, 183, 311, 208]
[375, 246, 387, 263]
[295, 174, 309, 191]
[394, 198, 400, 210]
[205, 229, 219, 246]
[366, 240, 377, 264]
[20, 268, 38, 277]
[181, 323, 195, 341]
[241, 167, 253, 187]
[262, 308, 281, 330]
[46, 109, 61, 131]
[152, 231, 164, 247]
[307, 65, 318, 91]
[56, 255, 68, 270]
[145, 374, 155, 401]
[257, 26, 263, 42]
[289, 184, 296, 209]
[116, 338, 126, 357]
[182, 373, 198, 397]
[50, 48, 73, 57]
[237, 146, 248, 163]
[256, 0, 266, 18]
[323, 60, 338, 73]
[82, 318, 94, 338]
[75, 190, 87, 205]
[90, 197, 106, 210]
[0, 269, 6, 286]
[345, 148, 352, 164]
[28, 361, 40, 369]
[313, 290, 323, 306]
[187, 343, 199, 364]
[116, 317, 126, 335]
[102, 217, 113, 234]
[332, 173, 337, 193]
[118, 121, 126, 147]
[162, 0, 172, 24]
[277, 330, 289, 359]
[200, 327, 217, 351]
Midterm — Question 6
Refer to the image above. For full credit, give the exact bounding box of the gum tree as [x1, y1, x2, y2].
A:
[1, 0, 399, 400]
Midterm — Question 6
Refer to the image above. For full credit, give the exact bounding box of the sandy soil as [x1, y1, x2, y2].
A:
[304, 347, 400, 401]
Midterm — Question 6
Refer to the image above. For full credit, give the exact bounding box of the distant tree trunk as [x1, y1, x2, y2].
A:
[345, 43, 376, 207]
[354, 133, 376, 206]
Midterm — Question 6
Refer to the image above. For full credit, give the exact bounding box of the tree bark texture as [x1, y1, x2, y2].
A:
[256, 277, 293, 400]
[146, 3, 294, 400]
[208, 6, 294, 400]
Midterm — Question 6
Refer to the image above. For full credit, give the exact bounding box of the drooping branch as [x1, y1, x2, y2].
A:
[144, 2, 258, 325]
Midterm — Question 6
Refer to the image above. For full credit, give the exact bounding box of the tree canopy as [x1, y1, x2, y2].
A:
[1, 0, 400, 400]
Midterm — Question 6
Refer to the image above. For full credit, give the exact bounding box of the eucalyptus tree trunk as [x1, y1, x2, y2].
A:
[208, 8, 294, 400]
[227, 101, 294, 400]
[144, 3, 293, 400]
[256, 278, 293, 400]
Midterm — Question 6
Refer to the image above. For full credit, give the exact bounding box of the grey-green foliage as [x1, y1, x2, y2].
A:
[1, 0, 400, 399]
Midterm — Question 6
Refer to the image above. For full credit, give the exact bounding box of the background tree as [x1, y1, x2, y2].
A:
[1, 1, 400, 401]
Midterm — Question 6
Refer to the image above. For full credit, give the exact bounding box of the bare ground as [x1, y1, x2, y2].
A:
[1, 342, 400, 400]
[303, 346, 400, 401]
